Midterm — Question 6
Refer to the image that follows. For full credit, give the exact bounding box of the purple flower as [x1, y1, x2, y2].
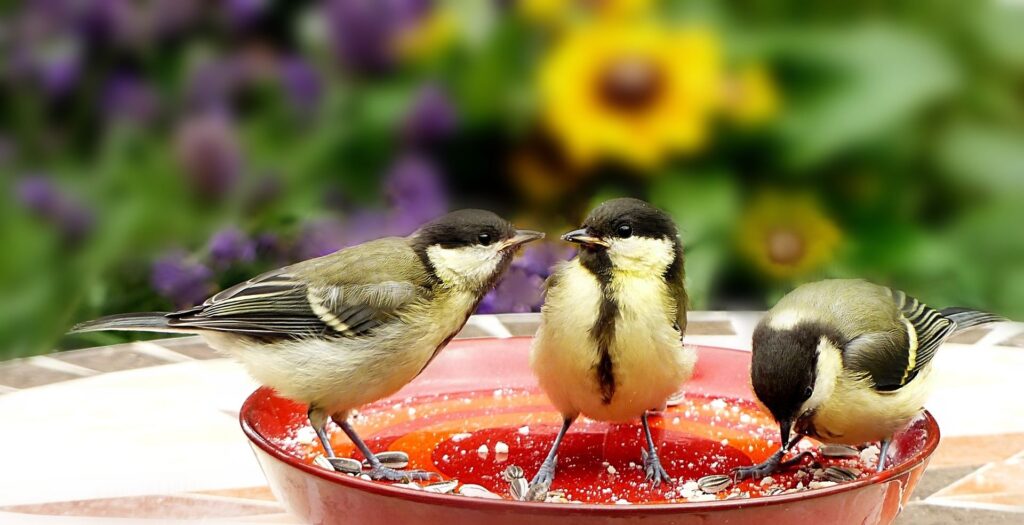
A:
[294, 210, 398, 260]
[477, 267, 545, 314]
[151, 0, 200, 40]
[16, 175, 95, 243]
[384, 153, 448, 235]
[174, 112, 243, 199]
[224, 0, 268, 29]
[280, 56, 323, 116]
[254, 232, 286, 261]
[208, 228, 256, 267]
[103, 72, 160, 125]
[151, 251, 215, 308]
[326, 0, 434, 75]
[403, 83, 458, 145]
[513, 241, 574, 277]
[185, 58, 242, 112]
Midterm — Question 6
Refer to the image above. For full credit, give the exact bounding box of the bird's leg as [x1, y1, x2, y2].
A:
[877, 438, 892, 472]
[334, 416, 438, 482]
[733, 435, 809, 480]
[530, 417, 575, 489]
[307, 407, 337, 459]
[641, 411, 672, 487]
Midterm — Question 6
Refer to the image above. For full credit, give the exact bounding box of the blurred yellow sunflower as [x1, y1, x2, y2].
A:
[519, 0, 653, 25]
[538, 23, 721, 169]
[723, 63, 780, 127]
[395, 8, 456, 60]
[738, 192, 843, 280]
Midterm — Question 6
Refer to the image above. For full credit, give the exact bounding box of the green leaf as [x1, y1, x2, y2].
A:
[649, 170, 740, 245]
[938, 120, 1024, 193]
[772, 24, 959, 168]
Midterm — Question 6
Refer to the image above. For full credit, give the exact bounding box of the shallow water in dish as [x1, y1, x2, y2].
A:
[271, 388, 879, 504]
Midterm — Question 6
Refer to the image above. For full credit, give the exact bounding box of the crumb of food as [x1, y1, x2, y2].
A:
[451, 433, 472, 442]
[495, 442, 510, 454]
[808, 481, 838, 489]
[517, 426, 530, 435]
[614, 498, 631, 505]
[359, 474, 372, 481]
[860, 445, 880, 466]
[689, 493, 718, 502]
[759, 476, 775, 487]
[477, 444, 489, 457]
[607, 465, 618, 475]
[295, 427, 317, 445]
[709, 398, 728, 411]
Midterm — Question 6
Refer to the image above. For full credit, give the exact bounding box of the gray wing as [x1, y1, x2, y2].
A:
[165, 268, 422, 340]
[843, 288, 954, 391]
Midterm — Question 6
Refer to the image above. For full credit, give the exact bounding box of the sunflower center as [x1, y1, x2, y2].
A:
[766, 229, 805, 265]
[597, 57, 664, 112]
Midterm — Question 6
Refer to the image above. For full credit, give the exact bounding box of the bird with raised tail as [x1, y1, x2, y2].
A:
[735, 279, 1006, 480]
[529, 198, 693, 489]
[71, 210, 543, 481]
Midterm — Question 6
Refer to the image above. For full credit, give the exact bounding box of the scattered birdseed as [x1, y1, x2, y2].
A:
[363, 451, 409, 470]
[860, 445, 880, 466]
[451, 433, 472, 442]
[509, 478, 529, 501]
[697, 474, 732, 493]
[615, 499, 631, 505]
[824, 466, 859, 482]
[494, 442, 510, 454]
[313, 455, 334, 471]
[502, 465, 525, 482]
[517, 426, 530, 435]
[394, 482, 422, 491]
[606, 465, 618, 475]
[808, 481, 838, 489]
[759, 476, 775, 487]
[327, 457, 362, 475]
[709, 398, 728, 411]
[359, 474, 372, 481]
[458, 484, 502, 499]
[424, 479, 458, 494]
[525, 482, 549, 502]
[477, 444, 489, 458]
[821, 444, 860, 458]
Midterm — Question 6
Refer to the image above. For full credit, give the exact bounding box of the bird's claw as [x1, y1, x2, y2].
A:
[731, 462, 778, 481]
[530, 459, 557, 488]
[642, 449, 672, 487]
[366, 466, 438, 482]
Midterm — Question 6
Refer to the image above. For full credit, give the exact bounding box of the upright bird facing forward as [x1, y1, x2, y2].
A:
[735, 279, 1005, 479]
[72, 210, 542, 481]
[530, 198, 692, 488]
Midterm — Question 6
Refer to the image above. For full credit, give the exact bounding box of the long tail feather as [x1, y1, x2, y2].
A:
[69, 312, 196, 334]
[940, 308, 1007, 332]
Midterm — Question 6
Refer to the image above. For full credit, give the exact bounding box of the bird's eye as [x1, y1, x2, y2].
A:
[478, 232, 492, 246]
[617, 224, 633, 238]
[803, 386, 814, 400]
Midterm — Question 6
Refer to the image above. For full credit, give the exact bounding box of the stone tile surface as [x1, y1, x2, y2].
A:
[53, 345, 173, 373]
[930, 451, 1024, 511]
[0, 362, 83, 389]
[896, 503, 1024, 525]
[2, 495, 280, 519]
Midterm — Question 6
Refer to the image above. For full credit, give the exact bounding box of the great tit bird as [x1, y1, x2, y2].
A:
[530, 198, 692, 489]
[735, 279, 1005, 480]
[71, 210, 543, 481]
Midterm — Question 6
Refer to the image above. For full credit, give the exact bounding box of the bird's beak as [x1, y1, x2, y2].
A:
[501, 230, 545, 250]
[562, 228, 610, 248]
[779, 418, 793, 450]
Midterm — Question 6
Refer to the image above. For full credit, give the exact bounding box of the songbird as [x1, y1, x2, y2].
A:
[530, 198, 692, 488]
[71, 210, 543, 481]
[735, 279, 1005, 479]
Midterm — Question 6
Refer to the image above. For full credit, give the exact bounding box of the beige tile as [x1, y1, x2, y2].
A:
[930, 451, 1024, 511]
[687, 320, 736, 335]
[2, 494, 281, 519]
[947, 327, 990, 345]
[53, 346, 173, 373]
[0, 360, 263, 506]
[193, 486, 278, 502]
[0, 362, 83, 389]
[925, 344, 1024, 437]
[931, 434, 1024, 469]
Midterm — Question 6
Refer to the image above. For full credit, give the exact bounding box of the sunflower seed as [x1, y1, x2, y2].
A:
[509, 477, 529, 501]
[666, 391, 687, 407]
[502, 465, 525, 482]
[424, 479, 458, 494]
[457, 484, 502, 499]
[313, 455, 334, 471]
[821, 444, 859, 458]
[545, 490, 570, 503]
[327, 457, 363, 474]
[697, 474, 732, 493]
[363, 451, 409, 470]
[823, 466, 858, 483]
[765, 487, 785, 496]
[525, 482, 550, 502]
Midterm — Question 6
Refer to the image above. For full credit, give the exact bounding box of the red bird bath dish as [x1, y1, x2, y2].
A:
[241, 337, 938, 525]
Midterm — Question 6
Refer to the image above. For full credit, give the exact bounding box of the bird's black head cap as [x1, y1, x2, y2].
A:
[582, 198, 678, 241]
[750, 321, 844, 425]
[412, 209, 517, 249]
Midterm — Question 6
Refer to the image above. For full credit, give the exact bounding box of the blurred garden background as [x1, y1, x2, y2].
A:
[1, 0, 1022, 359]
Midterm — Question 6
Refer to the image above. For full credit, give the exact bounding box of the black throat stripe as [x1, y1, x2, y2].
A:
[581, 249, 618, 405]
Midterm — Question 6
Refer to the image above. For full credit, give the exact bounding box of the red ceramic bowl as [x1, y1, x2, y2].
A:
[241, 337, 938, 525]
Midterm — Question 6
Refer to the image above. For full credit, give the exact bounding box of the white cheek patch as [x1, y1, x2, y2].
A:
[801, 337, 843, 415]
[607, 236, 675, 273]
[768, 310, 803, 330]
[426, 244, 503, 287]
